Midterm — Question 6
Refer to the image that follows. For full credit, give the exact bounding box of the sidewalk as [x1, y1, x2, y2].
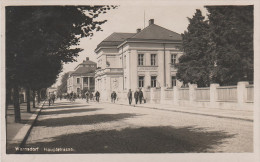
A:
[5, 101, 45, 153]
[108, 100, 253, 122]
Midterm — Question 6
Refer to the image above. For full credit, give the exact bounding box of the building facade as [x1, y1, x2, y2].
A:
[67, 57, 96, 94]
[95, 19, 183, 101]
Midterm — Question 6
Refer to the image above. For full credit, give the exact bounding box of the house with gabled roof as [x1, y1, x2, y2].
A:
[67, 57, 97, 94]
[95, 19, 183, 101]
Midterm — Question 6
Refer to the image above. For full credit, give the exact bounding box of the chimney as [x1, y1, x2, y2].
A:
[86, 57, 89, 61]
[136, 28, 141, 33]
[149, 19, 154, 25]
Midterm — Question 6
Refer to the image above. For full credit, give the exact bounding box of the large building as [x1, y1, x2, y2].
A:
[95, 19, 183, 101]
[67, 57, 96, 94]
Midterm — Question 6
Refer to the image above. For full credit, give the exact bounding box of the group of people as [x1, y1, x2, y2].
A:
[85, 91, 100, 103]
[127, 88, 144, 105]
[52, 89, 145, 106]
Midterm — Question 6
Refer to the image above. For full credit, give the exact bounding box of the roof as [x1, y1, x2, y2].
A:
[71, 67, 96, 76]
[95, 23, 182, 52]
[79, 60, 96, 65]
[96, 32, 135, 50]
[129, 24, 182, 41]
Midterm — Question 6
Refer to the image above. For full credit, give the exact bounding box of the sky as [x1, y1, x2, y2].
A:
[55, 4, 208, 86]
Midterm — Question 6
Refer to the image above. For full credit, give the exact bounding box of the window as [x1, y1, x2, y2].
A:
[77, 88, 80, 93]
[83, 77, 88, 84]
[138, 76, 144, 88]
[171, 54, 177, 65]
[151, 76, 157, 88]
[138, 54, 144, 66]
[77, 78, 80, 84]
[151, 54, 156, 66]
[171, 76, 176, 87]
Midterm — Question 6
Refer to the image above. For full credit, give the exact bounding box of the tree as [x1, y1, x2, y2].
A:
[206, 6, 254, 85]
[176, 9, 211, 87]
[57, 72, 70, 97]
[6, 6, 117, 122]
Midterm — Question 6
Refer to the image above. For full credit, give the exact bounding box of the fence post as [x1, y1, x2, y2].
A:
[210, 83, 219, 108]
[150, 88, 155, 104]
[160, 87, 166, 104]
[237, 81, 249, 108]
[189, 84, 197, 104]
[173, 86, 179, 106]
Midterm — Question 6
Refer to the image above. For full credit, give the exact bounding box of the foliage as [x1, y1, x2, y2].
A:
[57, 72, 70, 96]
[176, 9, 211, 87]
[176, 6, 253, 87]
[6, 5, 117, 121]
[206, 6, 253, 85]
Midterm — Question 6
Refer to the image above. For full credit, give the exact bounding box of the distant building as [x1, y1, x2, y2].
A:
[95, 19, 183, 101]
[67, 57, 97, 94]
[47, 87, 57, 95]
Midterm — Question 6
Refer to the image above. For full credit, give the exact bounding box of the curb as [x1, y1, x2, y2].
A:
[15, 100, 46, 153]
[108, 102, 253, 122]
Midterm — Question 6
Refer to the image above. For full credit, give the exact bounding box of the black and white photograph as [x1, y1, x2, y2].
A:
[1, 0, 259, 162]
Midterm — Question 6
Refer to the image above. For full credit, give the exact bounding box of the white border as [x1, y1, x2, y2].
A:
[1, 0, 259, 162]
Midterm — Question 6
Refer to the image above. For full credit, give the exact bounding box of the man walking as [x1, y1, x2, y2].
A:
[134, 89, 139, 105]
[48, 92, 52, 106]
[138, 88, 143, 104]
[112, 91, 117, 103]
[127, 89, 132, 105]
[85, 91, 90, 103]
[95, 91, 100, 103]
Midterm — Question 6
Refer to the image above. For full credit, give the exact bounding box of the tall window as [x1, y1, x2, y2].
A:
[138, 54, 144, 66]
[171, 76, 176, 87]
[138, 76, 144, 88]
[151, 76, 157, 88]
[77, 78, 80, 84]
[83, 77, 88, 84]
[151, 54, 156, 66]
[171, 54, 177, 65]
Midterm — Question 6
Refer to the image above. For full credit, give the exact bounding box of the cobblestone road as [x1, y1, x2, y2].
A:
[20, 99, 253, 153]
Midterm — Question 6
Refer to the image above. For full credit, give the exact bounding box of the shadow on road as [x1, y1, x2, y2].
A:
[17, 126, 236, 153]
[39, 108, 102, 116]
[43, 105, 89, 110]
[33, 113, 139, 127]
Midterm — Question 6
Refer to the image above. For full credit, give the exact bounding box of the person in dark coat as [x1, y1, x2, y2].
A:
[134, 90, 139, 104]
[138, 88, 143, 104]
[127, 89, 132, 105]
[95, 91, 100, 102]
[111, 92, 113, 103]
[112, 91, 117, 103]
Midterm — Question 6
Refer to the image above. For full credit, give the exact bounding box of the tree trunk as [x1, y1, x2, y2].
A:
[37, 89, 41, 104]
[26, 87, 31, 113]
[13, 85, 21, 123]
[32, 89, 36, 108]
[6, 87, 11, 108]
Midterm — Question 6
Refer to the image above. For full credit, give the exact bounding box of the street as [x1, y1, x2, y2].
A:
[19, 99, 253, 153]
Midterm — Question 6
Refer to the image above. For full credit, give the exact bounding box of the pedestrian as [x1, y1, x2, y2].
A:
[127, 89, 132, 105]
[90, 92, 93, 101]
[134, 89, 139, 104]
[48, 92, 52, 106]
[85, 91, 90, 103]
[95, 91, 100, 102]
[51, 93, 56, 105]
[112, 91, 117, 103]
[138, 88, 143, 104]
[111, 92, 113, 103]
